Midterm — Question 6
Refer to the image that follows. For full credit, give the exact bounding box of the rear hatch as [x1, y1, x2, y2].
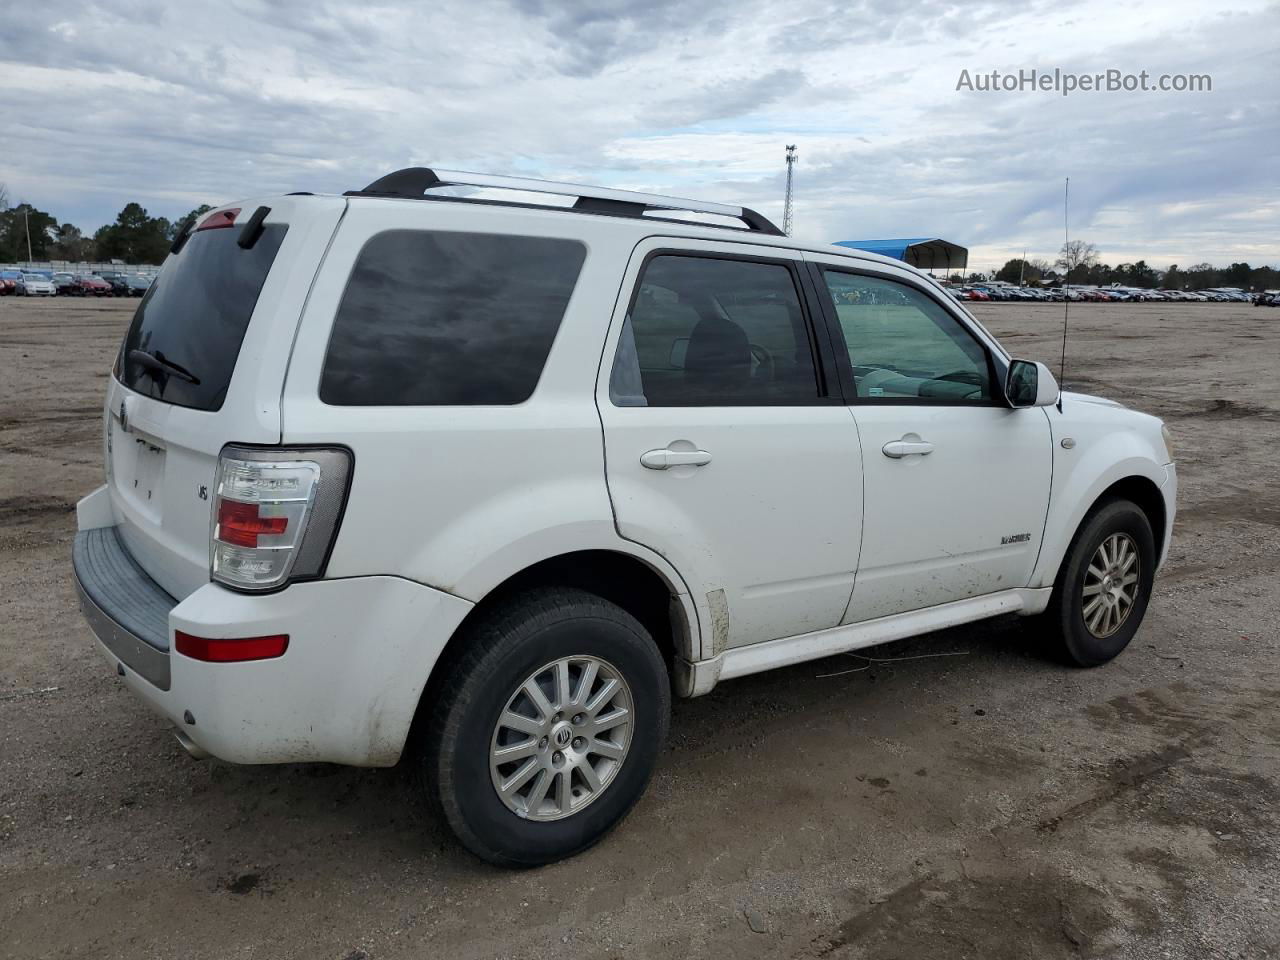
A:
[103, 196, 345, 600]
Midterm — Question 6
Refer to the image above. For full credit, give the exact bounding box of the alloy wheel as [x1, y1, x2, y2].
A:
[1081, 532, 1140, 639]
[488, 655, 633, 822]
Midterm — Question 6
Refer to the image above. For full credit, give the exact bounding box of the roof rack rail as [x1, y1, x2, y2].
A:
[345, 167, 783, 236]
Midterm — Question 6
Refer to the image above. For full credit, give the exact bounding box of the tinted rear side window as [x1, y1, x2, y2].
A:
[119, 224, 288, 411]
[611, 254, 820, 406]
[320, 230, 586, 406]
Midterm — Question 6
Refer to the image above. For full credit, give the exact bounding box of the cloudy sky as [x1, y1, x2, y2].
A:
[1, 0, 1276, 271]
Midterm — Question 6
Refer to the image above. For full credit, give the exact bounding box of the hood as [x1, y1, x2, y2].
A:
[1060, 390, 1125, 410]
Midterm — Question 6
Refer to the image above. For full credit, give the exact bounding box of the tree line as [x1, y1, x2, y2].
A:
[0, 184, 210, 265]
[986, 240, 1279, 291]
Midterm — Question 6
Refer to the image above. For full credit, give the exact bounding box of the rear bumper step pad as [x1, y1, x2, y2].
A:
[73, 527, 176, 690]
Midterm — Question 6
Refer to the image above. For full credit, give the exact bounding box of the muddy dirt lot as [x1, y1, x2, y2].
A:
[1, 296, 1277, 959]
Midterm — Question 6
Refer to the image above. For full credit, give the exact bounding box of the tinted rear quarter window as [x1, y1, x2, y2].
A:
[119, 224, 288, 411]
[320, 230, 587, 406]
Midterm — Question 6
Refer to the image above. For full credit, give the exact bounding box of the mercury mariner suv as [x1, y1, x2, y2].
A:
[73, 168, 1176, 865]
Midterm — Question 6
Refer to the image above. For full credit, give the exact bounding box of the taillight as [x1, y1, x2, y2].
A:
[216, 498, 290, 547]
[210, 445, 352, 592]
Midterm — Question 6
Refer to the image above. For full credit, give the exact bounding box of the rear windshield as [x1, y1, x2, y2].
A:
[118, 224, 288, 411]
[319, 230, 586, 406]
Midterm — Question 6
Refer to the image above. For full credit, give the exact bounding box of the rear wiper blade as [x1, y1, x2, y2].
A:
[128, 349, 201, 385]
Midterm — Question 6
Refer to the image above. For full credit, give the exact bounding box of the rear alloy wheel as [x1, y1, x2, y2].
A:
[423, 588, 669, 866]
[488, 655, 633, 821]
[1043, 498, 1156, 666]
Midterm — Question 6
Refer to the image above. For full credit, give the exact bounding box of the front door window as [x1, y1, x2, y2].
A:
[822, 271, 993, 403]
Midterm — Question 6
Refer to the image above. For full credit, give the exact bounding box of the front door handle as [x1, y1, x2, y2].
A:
[641, 448, 712, 470]
[882, 437, 935, 459]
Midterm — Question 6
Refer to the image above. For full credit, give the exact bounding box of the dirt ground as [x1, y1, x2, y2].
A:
[1, 296, 1277, 959]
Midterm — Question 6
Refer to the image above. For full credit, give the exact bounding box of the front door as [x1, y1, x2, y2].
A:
[597, 240, 863, 653]
[807, 261, 1053, 623]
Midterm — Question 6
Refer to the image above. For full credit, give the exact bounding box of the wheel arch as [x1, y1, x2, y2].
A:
[1095, 475, 1167, 560]
[1033, 459, 1171, 590]
[409, 549, 699, 750]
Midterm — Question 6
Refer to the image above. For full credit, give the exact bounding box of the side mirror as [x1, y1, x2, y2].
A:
[1005, 359, 1060, 408]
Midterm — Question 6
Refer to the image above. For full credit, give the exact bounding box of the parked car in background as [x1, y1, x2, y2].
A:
[0, 269, 22, 295]
[95, 272, 131, 296]
[53, 272, 77, 295]
[74, 274, 113, 296]
[126, 274, 153, 296]
[17, 272, 57, 296]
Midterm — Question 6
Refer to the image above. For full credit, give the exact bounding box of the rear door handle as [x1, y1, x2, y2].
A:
[882, 438, 935, 459]
[641, 448, 712, 470]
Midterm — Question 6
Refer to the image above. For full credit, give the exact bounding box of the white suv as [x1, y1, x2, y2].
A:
[73, 169, 1176, 865]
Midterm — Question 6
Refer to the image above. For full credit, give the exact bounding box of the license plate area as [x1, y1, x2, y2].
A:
[121, 436, 166, 521]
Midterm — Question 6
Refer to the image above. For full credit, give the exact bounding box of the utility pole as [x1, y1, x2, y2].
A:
[24, 206, 33, 262]
[1019, 248, 1026, 286]
[782, 145, 797, 237]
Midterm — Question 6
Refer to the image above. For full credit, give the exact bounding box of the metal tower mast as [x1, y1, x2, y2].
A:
[782, 144, 797, 236]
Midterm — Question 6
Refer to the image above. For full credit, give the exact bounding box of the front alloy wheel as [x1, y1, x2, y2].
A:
[1081, 532, 1140, 638]
[1043, 497, 1156, 667]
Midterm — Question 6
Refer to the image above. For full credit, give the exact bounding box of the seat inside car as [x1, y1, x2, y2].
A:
[685, 315, 750, 397]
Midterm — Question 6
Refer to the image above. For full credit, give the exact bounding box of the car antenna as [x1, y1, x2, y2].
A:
[1057, 176, 1069, 412]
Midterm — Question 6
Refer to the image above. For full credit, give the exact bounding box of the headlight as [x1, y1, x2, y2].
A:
[1160, 424, 1175, 462]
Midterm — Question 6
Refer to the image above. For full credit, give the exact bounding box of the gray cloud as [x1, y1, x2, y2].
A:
[641, 69, 812, 127]
[512, 0, 723, 76]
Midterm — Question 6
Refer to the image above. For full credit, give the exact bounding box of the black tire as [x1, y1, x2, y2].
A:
[1043, 498, 1156, 666]
[421, 588, 670, 867]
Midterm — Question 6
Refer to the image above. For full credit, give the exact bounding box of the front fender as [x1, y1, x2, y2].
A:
[1031, 422, 1172, 589]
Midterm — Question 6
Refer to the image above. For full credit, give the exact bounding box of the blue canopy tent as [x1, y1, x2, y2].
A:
[834, 238, 968, 275]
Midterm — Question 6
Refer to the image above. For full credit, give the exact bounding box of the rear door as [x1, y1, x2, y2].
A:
[597, 238, 863, 654]
[104, 197, 345, 599]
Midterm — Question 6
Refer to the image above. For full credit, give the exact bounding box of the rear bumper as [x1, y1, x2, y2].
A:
[74, 527, 176, 689]
[72, 508, 474, 766]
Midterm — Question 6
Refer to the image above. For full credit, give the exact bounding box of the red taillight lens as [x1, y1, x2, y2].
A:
[216, 498, 288, 548]
[175, 631, 289, 662]
[210, 446, 352, 592]
[196, 208, 241, 231]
